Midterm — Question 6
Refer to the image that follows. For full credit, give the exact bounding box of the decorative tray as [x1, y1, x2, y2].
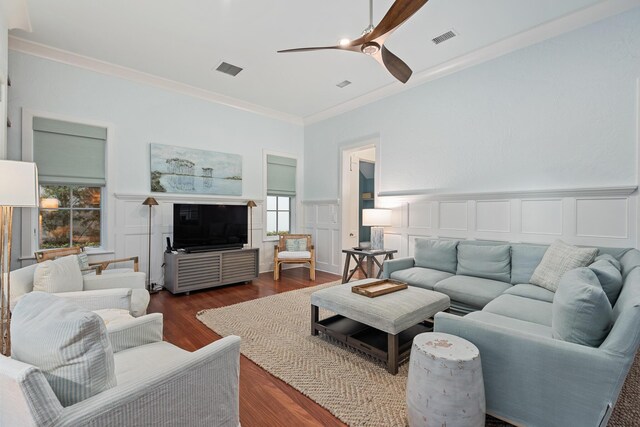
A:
[351, 279, 408, 298]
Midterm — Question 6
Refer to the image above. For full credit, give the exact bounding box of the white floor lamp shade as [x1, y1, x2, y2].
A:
[0, 160, 39, 356]
[362, 208, 391, 250]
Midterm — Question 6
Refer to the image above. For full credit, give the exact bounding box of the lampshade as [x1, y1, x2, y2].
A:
[0, 160, 39, 207]
[40, 198, 59, 209]
[362, 208, 392, 227]
[142, 197, 159, 206]
[246, 200, 257, 208]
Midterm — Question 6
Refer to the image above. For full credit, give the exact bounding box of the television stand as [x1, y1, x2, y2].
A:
[164, 247, 259, 294]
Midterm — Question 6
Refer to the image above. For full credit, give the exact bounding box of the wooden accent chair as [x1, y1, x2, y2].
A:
[273, 234, 315, 281]
[34, 247, 139, 275]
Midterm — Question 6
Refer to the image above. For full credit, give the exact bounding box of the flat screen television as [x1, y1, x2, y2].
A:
[173, 203, 248, 252]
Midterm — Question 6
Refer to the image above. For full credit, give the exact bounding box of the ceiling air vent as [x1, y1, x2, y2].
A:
[432, 30, 457, 45]
[336, 80, 352, 88]
[216, 62, 243, 77]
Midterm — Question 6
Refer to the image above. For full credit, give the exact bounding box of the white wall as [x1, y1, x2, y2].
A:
[0, 11, 8, 159]
[7, 51, 304, 279]
[304, 9, 640, 272]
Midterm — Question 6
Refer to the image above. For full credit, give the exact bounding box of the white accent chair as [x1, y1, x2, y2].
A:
[0, 294, 241, 427]
[10, 261, 149, 317]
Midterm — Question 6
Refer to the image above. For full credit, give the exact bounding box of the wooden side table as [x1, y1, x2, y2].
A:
[341, 248, 398, 283]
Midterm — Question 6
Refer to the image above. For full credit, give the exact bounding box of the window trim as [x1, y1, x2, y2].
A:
[21, 109, 116, 260]
[262, 150, 300, 242]
[265, 195, 291, 237]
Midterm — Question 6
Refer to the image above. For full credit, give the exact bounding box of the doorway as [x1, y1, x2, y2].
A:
[340, 142, 377, 254]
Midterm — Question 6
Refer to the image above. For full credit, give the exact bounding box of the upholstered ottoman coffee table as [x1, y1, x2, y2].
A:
[311, 279, 450, 374]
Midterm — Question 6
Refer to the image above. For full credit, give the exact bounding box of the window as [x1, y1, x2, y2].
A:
[266, 154, 296, 237]
[266, 196, 290, 236]
[39, 185, 102, 249]
[31, 116, 107, 250]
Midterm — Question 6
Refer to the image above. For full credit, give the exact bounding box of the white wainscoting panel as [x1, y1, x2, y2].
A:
[521, 199, 563, 235]
[382, 190, 637, 254]
[576, 198, 628, 239]
[409, 202, 432, 229]
[476, 200, 511, 233]
[439, 201, 468, 231]
[304, 201, 341, 275]
[384, 233, 403, 254]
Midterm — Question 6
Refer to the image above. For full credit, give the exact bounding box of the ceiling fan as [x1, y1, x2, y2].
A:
[277, 0, 429, 84]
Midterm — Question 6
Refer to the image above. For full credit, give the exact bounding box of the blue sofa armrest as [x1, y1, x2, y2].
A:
[382, 257, 415, 279]
[434, 312, 627, 427]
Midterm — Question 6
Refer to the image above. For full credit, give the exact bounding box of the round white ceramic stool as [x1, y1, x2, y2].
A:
[406, 332, 485, 427]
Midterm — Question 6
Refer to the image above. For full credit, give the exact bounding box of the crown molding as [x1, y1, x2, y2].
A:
[8, 36, 304, 126]
[303, 0, 640, 125]
[377, 185, 638, 202]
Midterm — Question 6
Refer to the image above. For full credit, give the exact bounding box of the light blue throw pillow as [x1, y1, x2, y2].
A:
[11, 292, 117, 406]
[285, 238, 307, 252]
[552, 268, 613, 347]
[414, 238, 458, 274]
[589, 259, 623, 306]
[510, 244, 548, 284]
[457, 244, 511, 283]
[594, 254, 622, 272]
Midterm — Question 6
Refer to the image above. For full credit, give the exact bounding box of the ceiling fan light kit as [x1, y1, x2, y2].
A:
[277, 0, 429, 84]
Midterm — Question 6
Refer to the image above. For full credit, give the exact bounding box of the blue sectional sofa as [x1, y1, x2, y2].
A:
[382, 239, 640, 427]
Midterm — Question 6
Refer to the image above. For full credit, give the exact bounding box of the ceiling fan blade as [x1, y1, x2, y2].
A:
[367, 0, 429, 42]
[277, 46, 341, 53]
[378, 46, 412, 83]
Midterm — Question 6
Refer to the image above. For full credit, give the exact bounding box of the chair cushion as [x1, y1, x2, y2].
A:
[277, 250, 311, 259]
[285, 238, 307, 252]
[33, 255, 84, 294]
[552, 268, 613, 347]
[434, 275, 512, 311]
[390, 267, 453, 290]
[464, 311, 553, 338]
[484, 294, 553, 327]
[114, 341, 190, 385]
[11, 292, 116, 406]
[457, 244, 511, 283]
[414, 238, 458, 274]
[589, 259, 623, 306]
[510, 244, 547, 284]
[503, 284, 555, 303]
[530, 240, 598, 292]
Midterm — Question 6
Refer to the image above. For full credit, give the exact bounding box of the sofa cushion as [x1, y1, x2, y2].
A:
[595, 254, 621, 272]
[589, 260, 623, 306]
[503, 284, 555, 303]
[530, 240, 598, 292]
[464, 311, 552, 338]
[484, 294, 553, 327]
[414, 238, 458, 274]
[552, 268, 613, 347]
[457, 244, 511, 283]
[510, 244, 547, 284]
[390, 267, 453, 290]
[11, 292, 116, 406]
[33, 255, 84, 294]
[434, 275, 512, 311]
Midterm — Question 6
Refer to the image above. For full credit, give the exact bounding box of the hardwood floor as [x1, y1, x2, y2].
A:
[148, 268, 348, 427]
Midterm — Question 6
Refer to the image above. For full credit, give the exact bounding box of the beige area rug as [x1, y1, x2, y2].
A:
[197, 281, 639, 427]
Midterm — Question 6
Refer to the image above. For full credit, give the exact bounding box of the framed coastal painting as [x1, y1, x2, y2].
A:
[150, 143, 242, 195]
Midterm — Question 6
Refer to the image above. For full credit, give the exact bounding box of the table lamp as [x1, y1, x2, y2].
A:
[0, 160, 39, 356]
[362, 208, 391, 251]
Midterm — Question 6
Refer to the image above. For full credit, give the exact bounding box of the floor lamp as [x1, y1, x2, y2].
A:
[0, 161, 39, 356]
[142, 197, 159, 293]
[246, 200, 257, 247]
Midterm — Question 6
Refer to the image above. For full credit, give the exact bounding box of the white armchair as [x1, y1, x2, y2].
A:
[0, 293, 241, 427]
[10, 262, 149, 317]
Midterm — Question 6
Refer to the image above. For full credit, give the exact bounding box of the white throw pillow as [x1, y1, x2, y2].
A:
[11, 292, 117, 406]
[530, 240, 598, 292]
[33, 255, 84, 293]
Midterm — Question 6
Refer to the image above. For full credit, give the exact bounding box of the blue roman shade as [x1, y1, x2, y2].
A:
[267, 154, 296, 197]
[33, 117, 107, 186]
